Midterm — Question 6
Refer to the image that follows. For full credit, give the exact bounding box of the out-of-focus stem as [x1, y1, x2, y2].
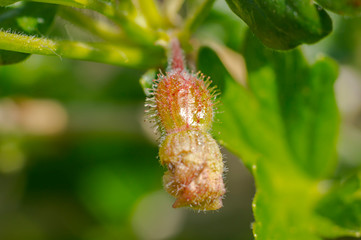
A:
[164, 0, 184, 25]
[0, 31, 165, 68]
[58, 7, 126, 43]
[136, 0, 166, 28]
[29, 0, 116, 17]
[26, 0, 158, 45]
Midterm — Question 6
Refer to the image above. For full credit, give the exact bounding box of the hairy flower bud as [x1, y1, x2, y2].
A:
[145, 38, 225, 211]
[160, 130, 225, 210]
[155, 71, 214, 134]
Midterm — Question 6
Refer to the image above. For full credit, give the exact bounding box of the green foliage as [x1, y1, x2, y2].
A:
[0, 2, 57, 34]
[316, 170, 361, 235]
[225, 0, 361, 50]
[225, 0, 332, 50]
[0, 49, 28, 65]
[316, 0, 361, 16]
[199, 32, 360, 239]
[0, 2, 57, 65]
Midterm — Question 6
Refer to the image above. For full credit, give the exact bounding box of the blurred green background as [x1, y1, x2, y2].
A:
[1, 4, 361, 240]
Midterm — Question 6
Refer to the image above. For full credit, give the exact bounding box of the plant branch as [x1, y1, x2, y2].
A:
[29, 0, 116, 17]
[0, 31, 165, 68]
[58, 7, 127, 43]
[164, 0, 184, 25]
[26, 0, 158, 45]
[135, 0, 167, 28]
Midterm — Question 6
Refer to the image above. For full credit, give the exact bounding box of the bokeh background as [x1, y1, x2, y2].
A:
[0, 2, 361, 240]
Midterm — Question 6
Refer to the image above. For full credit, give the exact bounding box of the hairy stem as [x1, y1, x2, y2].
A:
[0, 31, 164, 68]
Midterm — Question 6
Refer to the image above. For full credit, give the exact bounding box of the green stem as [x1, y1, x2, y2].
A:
[164, 0, 184, 25]
[136, 0, 167, 28]
[0, 31, 165, 68]
[27, 0, 158, 45]
[58, 7, 126, 43]
[29, 0, 116, 17]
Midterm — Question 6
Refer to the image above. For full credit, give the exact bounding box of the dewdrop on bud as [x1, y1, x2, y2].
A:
[146, 38, 225, 211]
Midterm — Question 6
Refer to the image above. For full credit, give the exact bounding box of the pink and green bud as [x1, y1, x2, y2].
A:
[154, 71, 214, 134]
[159, 130, 225, 210]
[145, 38, 225, 211]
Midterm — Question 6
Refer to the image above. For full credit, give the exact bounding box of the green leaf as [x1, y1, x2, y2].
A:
[197, 32, 359, 239]
[225, 0, 333, 50]
[199, 36, 339, 178]
[316, 170, 361, 237]
[242, 32, 340, 178]
[0, 2, 58, 65]
[316, 0, 361, 16]
[0, 50, 29, 65]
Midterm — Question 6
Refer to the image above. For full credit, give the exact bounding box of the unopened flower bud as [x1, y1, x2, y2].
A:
[160, 130, 225, 210]
[145, 38, 225, 211]
[155, 71, 214, 134]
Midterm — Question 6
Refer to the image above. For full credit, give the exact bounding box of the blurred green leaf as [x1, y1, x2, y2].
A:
[196, 6, 248, 51]
[225, 0, 332, 50]
[0, 2, 57, 65]
[200, 38, 339, 178]
[197, 32, 361, 239]
[242, 33, 340, 178]
[0, 49, 29, 65]
[316, 171, 361, 236]
[316, 0, 361, 16]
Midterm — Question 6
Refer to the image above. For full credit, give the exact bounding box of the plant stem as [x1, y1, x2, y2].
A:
[136, 0, 167, 28]
[27, 0, 158, 45]
[164, 0, 184, 25]
[0, 31, 165, 68]
[58, 7, 127, 43]
[29, 0, 116, 17]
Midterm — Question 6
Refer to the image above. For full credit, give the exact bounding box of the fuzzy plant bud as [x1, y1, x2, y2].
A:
[155, 70, 214, 133]
[146, 38, 225, 211]
[160, 130, 225, 210]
